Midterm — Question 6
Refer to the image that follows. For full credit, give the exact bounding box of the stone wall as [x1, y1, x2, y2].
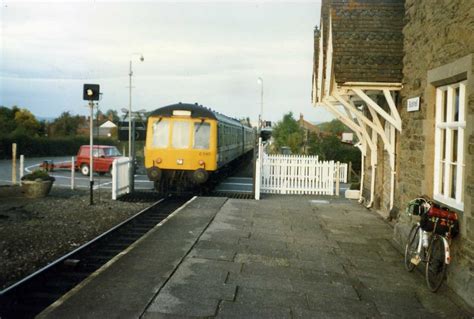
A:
[394, 0, 474, 307]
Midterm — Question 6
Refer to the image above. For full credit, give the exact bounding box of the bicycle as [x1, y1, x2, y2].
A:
[404, 197, 459, 292]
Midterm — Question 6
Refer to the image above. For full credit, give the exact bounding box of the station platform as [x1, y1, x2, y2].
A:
[39, 196, 472, 318]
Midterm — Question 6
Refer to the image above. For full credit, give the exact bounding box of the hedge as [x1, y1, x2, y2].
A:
[0, 135, 119, 159]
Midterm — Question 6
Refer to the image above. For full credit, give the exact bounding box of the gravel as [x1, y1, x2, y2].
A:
[0, 185, 152, 290]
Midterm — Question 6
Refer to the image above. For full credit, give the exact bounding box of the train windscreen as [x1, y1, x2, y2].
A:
[152, 119, 169, 148]
[193, 122, 210, 149]
[172, 121, 190, 149]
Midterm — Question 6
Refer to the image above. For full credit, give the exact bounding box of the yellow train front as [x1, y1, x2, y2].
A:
[145, 103, 255, 193]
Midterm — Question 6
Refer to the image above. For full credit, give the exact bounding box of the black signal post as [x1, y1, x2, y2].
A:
[83, 84, 100, 205]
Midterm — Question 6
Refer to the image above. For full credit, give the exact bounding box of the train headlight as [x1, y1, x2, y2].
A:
[156, 158, 162, 164]
[177, 159, 184, 165]
[198, 160, 205, 166]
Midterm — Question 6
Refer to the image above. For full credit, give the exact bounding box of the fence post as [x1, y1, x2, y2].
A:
[19, 155, 24, 184]
[336, 161, 340, 196]
[71, 156, 75, 190]
[348, 161, 352, 183]
[12, 143, 17, 185]
[112, 159, 117, 200]
[255, 138, 262, 200]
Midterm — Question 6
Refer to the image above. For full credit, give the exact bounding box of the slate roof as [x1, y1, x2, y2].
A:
[317, 0, 404, 85]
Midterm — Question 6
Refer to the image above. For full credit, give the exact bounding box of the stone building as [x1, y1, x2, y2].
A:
[312, 0, 473, 307]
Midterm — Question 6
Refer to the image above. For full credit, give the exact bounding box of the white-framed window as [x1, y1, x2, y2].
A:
[433, 81, 466, 211]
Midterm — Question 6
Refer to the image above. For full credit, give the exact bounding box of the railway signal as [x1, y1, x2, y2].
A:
[83, 83, 101, 205]
[83, 84, 100, 101]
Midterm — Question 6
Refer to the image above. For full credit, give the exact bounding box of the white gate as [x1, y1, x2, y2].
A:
[254, 140, 347, 197]
[112, 157, 132, 200]
[338, 163, 348, 183]
[260, 154, 336, 195]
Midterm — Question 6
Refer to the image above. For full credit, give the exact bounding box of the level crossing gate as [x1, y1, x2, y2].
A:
[111, 157, 132, 200]
[255, 140, 347, 198]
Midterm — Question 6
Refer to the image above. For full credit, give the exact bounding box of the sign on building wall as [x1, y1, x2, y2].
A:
[407, 97, 420, 112]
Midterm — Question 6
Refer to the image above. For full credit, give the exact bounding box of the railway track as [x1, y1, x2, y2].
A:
[0, 195, 192, 319]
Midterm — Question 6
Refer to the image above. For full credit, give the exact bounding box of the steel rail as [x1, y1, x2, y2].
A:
[0, 197, 165, 295]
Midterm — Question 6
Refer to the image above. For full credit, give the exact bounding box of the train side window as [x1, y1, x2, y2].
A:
[194, 122, 210, 149]
[152, 119, 169, 148]
[172, 120, 190, 149]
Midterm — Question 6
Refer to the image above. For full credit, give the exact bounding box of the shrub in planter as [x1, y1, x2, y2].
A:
[21, 170, 55, 198]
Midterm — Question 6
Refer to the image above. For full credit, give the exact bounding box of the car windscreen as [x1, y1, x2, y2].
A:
[103, 147, 121, 156]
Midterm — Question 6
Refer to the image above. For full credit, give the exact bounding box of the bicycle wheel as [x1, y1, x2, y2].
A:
[404, 224, 420, 272]
[425, 234, 447, 292]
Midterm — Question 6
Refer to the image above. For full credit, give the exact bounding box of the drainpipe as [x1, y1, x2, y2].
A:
[389, 124, 396, 210]
[359, 151, 365, 203]
[367, 163, 375, 208]
[366, 132, 378, 208]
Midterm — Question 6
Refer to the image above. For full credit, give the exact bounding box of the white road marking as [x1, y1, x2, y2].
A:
[25, 164, 40, 173]
[93, 181, 112, 190]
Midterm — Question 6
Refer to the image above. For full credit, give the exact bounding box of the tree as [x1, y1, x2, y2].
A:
[50, 112, 86, 137]
[318, 119, 349, 135]
[13, 108, 40, 136]
[272, 112, 304, 154]
[0, 106, 18, 136]
[308, 133, 361, 171]
[104, 109, 120, 122]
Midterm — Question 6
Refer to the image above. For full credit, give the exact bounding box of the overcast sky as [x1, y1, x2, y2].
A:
[0, 0, 333, 124]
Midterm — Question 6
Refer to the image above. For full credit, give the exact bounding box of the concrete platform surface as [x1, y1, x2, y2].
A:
[41, 196, 473, 318]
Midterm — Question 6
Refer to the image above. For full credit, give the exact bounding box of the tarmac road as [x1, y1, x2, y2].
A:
[0, 156, 154, 191]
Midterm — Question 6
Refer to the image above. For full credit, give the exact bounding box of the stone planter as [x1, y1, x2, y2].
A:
[345, 189, 360, 200]
[21, 180, 54, 198]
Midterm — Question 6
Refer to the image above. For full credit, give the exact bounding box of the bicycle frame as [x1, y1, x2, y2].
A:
[414, 222, 450, 264]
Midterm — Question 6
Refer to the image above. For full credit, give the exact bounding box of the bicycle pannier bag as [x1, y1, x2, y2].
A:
[423, 206, 460, 238]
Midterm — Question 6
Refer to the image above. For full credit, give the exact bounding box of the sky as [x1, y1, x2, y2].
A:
[0, 0, 333, 124]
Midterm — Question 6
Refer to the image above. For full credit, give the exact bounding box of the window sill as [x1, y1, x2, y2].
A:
[433, 194, 464, 212]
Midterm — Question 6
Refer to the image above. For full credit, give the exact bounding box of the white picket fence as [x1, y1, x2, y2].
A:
[112, 157, 132, 200]
[255, 142, 348, 197]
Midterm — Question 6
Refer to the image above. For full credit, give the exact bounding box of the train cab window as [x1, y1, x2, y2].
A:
[193, 122, 210, 149]
[152, 119, 170, 148]
[172, 120, 190, 149]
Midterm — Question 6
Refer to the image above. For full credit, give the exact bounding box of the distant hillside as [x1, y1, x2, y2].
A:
[36, 116, 55, 123]
[317, 119, 351, 135]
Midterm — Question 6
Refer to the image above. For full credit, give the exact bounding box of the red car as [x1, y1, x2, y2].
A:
[76, 145, 123, 176]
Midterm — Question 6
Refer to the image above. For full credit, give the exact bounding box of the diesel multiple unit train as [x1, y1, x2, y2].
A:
[145, 103, 255, 193]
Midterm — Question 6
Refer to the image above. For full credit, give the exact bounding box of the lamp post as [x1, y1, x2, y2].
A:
[128, 53, 144, 192]
[253, 77, 264, 196]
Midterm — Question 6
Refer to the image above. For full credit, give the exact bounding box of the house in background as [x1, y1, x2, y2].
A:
[97, 120, 117, 138]
[298, 113, 320, 136]
[312, 0, 473, 306]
